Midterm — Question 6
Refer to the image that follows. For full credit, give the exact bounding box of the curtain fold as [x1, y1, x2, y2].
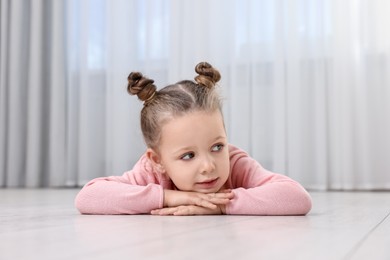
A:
[1, 0, 67, 187]
[1, 0, 389, 189]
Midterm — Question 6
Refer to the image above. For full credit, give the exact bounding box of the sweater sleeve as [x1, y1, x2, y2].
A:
[75, 155, 165, 215]
[225, 146, 312, 215]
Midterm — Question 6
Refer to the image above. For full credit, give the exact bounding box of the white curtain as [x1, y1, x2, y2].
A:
[1, 0, 67, 186]
[1, 0, 390, 190]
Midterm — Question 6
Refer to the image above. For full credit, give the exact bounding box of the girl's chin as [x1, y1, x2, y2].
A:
[194, 186, 224, 194]
[177, 182, 227, 193]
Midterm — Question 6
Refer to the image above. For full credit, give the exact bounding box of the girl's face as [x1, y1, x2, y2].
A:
[149, 110, 230, 193]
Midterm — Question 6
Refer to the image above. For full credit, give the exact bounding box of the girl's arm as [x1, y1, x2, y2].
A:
[225, 146, 312, 215]
[75, 155, 167, 214]
[75, 173, 165, 215]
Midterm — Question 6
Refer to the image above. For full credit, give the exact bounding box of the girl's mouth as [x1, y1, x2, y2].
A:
[196, 178, 219, 189]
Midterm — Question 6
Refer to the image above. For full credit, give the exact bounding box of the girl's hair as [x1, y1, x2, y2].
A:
[127, 62, 222, 149]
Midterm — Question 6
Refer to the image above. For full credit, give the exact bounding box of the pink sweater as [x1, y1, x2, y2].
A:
[75, 145, 312, 215]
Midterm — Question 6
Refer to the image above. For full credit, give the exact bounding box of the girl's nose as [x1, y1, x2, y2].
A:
[200, 154, 215, 174]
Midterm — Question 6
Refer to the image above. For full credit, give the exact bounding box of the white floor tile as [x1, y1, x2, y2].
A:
[0, 189, 389, 260]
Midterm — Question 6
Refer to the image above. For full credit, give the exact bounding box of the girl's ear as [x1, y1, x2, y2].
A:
[146, 148, 165, 173]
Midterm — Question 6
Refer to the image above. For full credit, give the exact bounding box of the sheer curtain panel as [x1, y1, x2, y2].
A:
[1, 0, 390, 189]
[1, 0, 66, 187]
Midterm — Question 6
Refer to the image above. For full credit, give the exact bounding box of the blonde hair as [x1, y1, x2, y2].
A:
[127, 62, 222, 149]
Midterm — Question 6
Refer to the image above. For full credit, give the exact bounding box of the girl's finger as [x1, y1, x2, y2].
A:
[218, 189, 232, 193]
[173, 206, 193, 216]
[193, 197, 218, 209]
[150, 209, 161, 215]
[207, 192, 234, 201]
[209, 197, 231, 205]
[191, 193, 233, 208]
[151, 207, 177, 215]
[173, 205, 218, 216]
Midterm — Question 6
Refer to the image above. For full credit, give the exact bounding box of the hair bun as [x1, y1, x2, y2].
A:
[194, 62, 221, 89]
[127, 72, 157, 104]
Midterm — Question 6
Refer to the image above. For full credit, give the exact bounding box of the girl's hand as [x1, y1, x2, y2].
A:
[162, 189, 234, 210]
[151, 204, 226, 216]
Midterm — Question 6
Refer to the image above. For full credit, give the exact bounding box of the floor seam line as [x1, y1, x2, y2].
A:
[343, 210, 390, 260]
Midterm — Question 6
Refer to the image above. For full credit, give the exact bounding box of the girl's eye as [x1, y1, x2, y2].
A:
[181, 152, 195, 160]
[211, 144, 224, 152]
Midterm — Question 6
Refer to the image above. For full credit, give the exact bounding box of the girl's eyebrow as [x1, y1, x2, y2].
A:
[173, 146, 196, 155]
[173, 136, 227, 154]
[213, 135, 227, 142]
[209, 136, 227, 145]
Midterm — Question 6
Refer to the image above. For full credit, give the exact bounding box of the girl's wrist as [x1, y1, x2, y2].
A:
[163, 189, 173, 207]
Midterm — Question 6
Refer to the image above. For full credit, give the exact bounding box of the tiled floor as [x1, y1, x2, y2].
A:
[0, 189, 389, 260]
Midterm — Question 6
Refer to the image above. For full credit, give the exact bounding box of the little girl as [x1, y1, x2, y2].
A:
[75, 62, 312, 216]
